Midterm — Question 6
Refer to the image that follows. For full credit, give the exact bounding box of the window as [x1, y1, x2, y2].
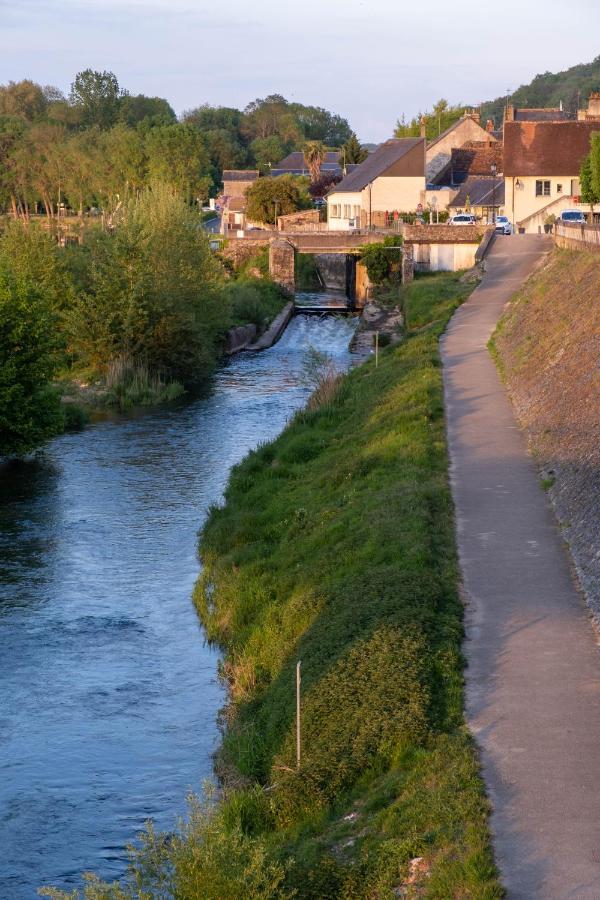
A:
[557, 184, 563, 193]
[343, 204, 351, 218]
[353, 205, 361, 218]
[535, 180, 551, 197]
[330, 204, 340, 218]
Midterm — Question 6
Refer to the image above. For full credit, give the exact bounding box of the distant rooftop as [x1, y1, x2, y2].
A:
[328, 138, 424, 193]
[222, 170, 259, 182]
[449, 175, 505, 208]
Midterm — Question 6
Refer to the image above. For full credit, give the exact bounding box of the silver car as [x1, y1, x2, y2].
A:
[449, 214, 477, 225]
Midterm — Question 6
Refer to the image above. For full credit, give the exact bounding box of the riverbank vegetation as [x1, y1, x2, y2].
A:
[0, 184, 289, 456]
[44, 271, 502, 898]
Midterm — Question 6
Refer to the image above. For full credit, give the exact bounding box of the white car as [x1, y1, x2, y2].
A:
[449, 214, 477, 225]
[494, 216, 513, 235]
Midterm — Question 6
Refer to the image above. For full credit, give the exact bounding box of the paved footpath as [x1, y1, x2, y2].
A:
[441, 235, 600, 899]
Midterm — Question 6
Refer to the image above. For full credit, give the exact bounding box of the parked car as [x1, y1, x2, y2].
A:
[449, 214, 477, 225]
[494, 215, 513, 235]
[558, 209, 587, 224]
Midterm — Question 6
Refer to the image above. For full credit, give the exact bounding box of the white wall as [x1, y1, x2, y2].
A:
[327, 191, 362, 230]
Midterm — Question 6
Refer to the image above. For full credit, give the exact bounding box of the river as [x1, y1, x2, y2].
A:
[0, 306, 358, 898]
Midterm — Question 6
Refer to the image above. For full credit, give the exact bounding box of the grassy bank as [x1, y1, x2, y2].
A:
[43, 272, 501, 899]
[490, 247, 600, 617]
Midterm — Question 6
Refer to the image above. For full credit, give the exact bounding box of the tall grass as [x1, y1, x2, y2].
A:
[105, 355, 184, 409]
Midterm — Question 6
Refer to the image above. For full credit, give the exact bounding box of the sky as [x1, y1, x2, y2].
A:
[1, 0, 599, 141]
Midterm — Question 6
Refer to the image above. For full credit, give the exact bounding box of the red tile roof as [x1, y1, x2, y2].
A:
[504, 121, 600, 176]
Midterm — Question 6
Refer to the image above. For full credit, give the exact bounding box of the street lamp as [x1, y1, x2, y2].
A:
[490, 162, 497, 224]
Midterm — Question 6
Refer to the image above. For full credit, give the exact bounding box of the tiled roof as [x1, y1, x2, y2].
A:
[327, 138, 424, 194]
[513, 108, 573, 122]
[449, 176, 505, 208]
[222, 170, 259, 182]
[275, 151, 341, 170]
[504, 121, 600, 176]
[450, 142, 504, 183]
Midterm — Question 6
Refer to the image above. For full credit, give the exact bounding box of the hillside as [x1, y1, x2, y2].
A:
[491, 248, 600, 615]
[481, 55, 600, 125]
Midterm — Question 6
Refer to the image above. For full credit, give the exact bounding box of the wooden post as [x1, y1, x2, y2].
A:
[375, 331, 379, 367]
[296, 660, 301, 770]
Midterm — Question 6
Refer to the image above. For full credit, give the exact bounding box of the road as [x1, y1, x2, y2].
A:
[441, 235, 600, 898]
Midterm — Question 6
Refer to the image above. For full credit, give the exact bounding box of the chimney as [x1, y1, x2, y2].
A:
[470, 109, 481, 123]
[504, 105, 515, 122]
[486, 118, 495, 133]
[586, 92, 600, 118]
[420, 116, 426, 138]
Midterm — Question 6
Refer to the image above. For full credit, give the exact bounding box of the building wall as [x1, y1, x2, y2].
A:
[505, 175, 587, 231]
[425, 187, 459, 212]
[367, 176, 425, 214]
[411, 241, 478, 271]
[327, 190, 362, 230]
[426, 116, 496, 182]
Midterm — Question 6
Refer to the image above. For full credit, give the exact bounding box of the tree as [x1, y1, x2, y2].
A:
[0, 262, 63, 456]
[303, 141, 326, 183]
[590, 133, 600, 200]
[0, 79, 48, 122]
[308, 172, 341, 199]
[395, 99, 468, 140]
[66, 184, 227, 382]
[69, 69, 122, 129]
[579, 153, 599, 214]
[145, 124, 211, 203]
[245, 175, 307, 224]
[339, 132, 368, 167]
[118, 94, 176, 127]
[249, 135, 286, 174]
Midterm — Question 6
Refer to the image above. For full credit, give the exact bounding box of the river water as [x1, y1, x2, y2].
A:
[0, 307, 358, 898]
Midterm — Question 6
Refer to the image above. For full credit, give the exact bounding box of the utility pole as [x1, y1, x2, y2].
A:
[491, 163, 497, 224]
[296, 661, 301, 770]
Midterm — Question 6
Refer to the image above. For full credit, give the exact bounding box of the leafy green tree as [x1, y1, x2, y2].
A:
[0, 79, 48, 122]
[249, 135, 286, 174]
[579, 152, 599, 213]
[118, 94, 176, 127]
[145, 124, 211, 202]
[69, 69, 122, 129]
[590, 133, 600, 200]
[66, 184, 227, 381]
[395, 99, 468, 140]
[0, 221, 71, 314]
[339, 132, 368, 166]
[245, 174, 307, 224]
[0, 263, 63, 456]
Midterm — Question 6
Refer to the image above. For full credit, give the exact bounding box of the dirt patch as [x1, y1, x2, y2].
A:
[492, 248, 600, 616]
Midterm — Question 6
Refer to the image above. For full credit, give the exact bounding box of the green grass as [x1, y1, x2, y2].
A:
[41, 272, 502, 899]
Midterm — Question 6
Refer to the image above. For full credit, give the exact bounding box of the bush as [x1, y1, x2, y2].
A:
[225, 279, 287, 329]
[360, 235, 403, 284]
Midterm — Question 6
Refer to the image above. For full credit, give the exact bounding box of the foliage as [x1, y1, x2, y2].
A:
[0, 74, 356, 214]
[395, 99, 469, 140]
[339, 132, 368, 165]
[0, 263, 63, 456]
[224, 279, 287, 329]
[307, 171, 340, 200]
[481, 55, 600, 125]
[69, 69, 123, 129]
[303, 140, 326, 183]
[360, 235, 403, 284]
[245, 174, 308, 224]
[65, 184, 227, 383]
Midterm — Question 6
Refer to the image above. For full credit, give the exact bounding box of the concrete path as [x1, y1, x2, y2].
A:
[441, 235, 600, 899]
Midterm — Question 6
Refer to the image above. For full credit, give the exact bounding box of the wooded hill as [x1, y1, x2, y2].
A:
[481, 56, 600, 125]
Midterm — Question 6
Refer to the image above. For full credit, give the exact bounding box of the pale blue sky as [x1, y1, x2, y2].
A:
[1, 0, 599, 140]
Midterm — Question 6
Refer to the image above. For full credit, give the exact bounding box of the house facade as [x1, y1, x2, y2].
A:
[220, 170, 259, 233]
[503, 120, 598, 232]
[327, 138, 425, 230]
[426, 112, 498, 183]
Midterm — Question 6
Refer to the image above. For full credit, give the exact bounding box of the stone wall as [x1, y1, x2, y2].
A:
[269, 239, 295, 294]
[403, 224, 483, 243]
[278, 209, 321, 230]
[220, 239, 269, 269]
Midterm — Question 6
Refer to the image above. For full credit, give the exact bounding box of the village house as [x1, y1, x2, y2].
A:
[503, 117, 597, 232]
[326, 138, 426, 230]
[426, 111, 499, 183]
[220, 169, 259, 233]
